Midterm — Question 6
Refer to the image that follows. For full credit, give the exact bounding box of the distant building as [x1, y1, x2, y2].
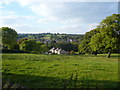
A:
[49, 47, 69, 55]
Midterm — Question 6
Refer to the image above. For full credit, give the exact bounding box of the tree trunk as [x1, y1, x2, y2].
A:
[91, 51, 93, 55]
[94, 51, 97, 55]
[94, 53, 97, 55]
[107, 52, 111, 58]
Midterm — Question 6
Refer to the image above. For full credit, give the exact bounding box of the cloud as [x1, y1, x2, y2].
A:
[0, 1, 117, 34]
[0, 15, 34, 25]
[29, 3, 69, 19]
[47, 24, 82, 34]
[16, 0, 119, 4]
[29, 2, 117, 24]
[17, 0, 34, 6]
[16, 2, 119, 33]
[30, 3, 53, 17]
[30, 3, 93, 25]
[0, 11, 16, 16]
[0, 6, 4, 8]
[38, 18, 58, 23]
[38, 17, 82, 24]
[0, 0, 16, 5]
[0, 16, 36, 34]
[62, 25, 80, 28]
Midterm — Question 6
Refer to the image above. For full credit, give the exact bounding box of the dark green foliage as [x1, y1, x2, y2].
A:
[58, 42, 78, 52]
[17, 38, 28, 45]
[78, 28, 100, 54]
[18, 33, 83, 53]
[89, 14, 120, 58]
[33, 42, 48, 54]
[10, 43, 20, 50]
[78, 14, 120, 58]
[19, 39, 36, 52]
[32, 41, 42, 54]
[49, 40, 58, 49]
[18, 33, 83, 46]
[0, 27, 18, 49]
[19, 39, 48, 54]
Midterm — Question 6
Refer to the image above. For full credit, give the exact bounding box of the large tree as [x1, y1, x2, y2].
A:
[0, 27, 18, 49]
[78, 28, 100, 54]
[89, 14, 120, 58]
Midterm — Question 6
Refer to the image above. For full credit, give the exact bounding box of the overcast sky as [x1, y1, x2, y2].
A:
[0, 0, 118, 34]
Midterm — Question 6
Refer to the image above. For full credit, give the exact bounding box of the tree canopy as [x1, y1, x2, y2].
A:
[89, 14, 120, 58]
[78, 28, 100, 54]
[0, 27, 18, 49]
[19, 39, 36, 52]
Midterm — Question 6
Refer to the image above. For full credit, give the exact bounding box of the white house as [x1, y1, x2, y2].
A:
[49, 47, 69, 55]
[49, 47, 55, 53]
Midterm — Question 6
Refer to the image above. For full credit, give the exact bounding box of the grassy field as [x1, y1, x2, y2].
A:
[2, 53, 119, 88]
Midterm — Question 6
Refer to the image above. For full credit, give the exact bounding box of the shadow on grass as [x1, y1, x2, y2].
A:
[2, 72, 119, 89]
[93, 54, 120, 58]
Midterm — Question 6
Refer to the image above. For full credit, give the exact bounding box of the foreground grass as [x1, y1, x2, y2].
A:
[2, 53, 119, 88]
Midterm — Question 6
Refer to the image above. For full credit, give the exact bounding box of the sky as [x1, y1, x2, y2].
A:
[0, 0, 118, 34]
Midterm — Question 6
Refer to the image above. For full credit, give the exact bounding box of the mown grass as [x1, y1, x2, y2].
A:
[2, 53, 119, 88]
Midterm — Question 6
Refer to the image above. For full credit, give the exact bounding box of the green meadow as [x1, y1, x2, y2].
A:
[2, 54, 119, 88]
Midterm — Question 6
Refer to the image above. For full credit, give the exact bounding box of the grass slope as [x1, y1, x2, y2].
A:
[2, 54, 119, 88]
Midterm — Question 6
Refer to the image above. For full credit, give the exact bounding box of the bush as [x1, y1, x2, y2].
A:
[70, 50, 75, 55]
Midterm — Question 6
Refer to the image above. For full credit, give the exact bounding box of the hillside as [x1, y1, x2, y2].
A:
[18, 33, 84, 44]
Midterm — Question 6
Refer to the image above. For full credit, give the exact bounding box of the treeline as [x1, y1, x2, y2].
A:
[0, 27, 49, 54]
[18, 33, 83, 44]
[17, 32, 83, 53]
[0, 28, 83, 54]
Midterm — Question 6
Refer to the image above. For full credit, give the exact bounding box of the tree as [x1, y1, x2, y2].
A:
[17, 38, 28, 45]
[0, 30, 2, 50]
[20, 39, 36, 52]
[0, 27, 18, 49]
[89, 14, 120, 58]
[49, 40, 58, 49]
[20, 40, 48, 54]
[33, 41, 43, 54]
[40, 44, 49, 53]
[78, 28, 100, 54]
[10, 43, 20, 50]
[58, 42, 77, 52]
